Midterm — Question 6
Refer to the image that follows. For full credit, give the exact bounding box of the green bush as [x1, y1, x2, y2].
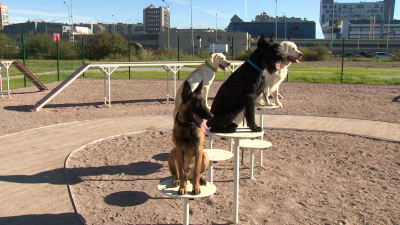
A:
[85, 31, 128, 60]
[299, 44, 330, 61]
[298, 48, 319, 61]
[234, 48, 254, 61]
[0, 33, 19, 59]
[391, 49, 400, 61]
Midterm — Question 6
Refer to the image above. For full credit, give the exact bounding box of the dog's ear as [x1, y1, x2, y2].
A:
[279, 42, 288, 54]
[181, 80, 193, 103]
[210, 53, 218, 64]
[258, 33, 266, 47]
[193, 80, 204, 95]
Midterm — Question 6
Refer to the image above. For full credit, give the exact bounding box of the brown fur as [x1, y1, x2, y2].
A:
[168, 80, 212, 197]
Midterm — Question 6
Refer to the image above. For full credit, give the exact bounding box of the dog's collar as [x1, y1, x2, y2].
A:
[205, 60, 217, 72]
[247, 59, 264, 74]
[175, 112, 195, 130]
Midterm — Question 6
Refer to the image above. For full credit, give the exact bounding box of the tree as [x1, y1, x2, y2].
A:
[0, 34, 18, 59]
[85, 31, 128, 60]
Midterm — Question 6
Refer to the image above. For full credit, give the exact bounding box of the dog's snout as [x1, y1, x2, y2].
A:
[299, 52, 303, 57]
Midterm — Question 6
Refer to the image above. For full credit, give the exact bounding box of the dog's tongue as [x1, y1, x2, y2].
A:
[276, 62, 281, 70]
[194, 113, 209, 133]
[224, 67, 229, 72]
[295, 59, 301, 63]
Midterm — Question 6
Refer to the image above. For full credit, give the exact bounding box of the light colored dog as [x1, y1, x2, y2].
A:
[254, 41, 302, 108]
[173, 53, 231, 119]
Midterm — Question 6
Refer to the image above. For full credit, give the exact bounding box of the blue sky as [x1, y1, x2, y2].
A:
[3, 0, 400, 39]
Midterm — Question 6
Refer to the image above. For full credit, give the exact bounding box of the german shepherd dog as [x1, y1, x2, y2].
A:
[206, 33, 284, 133]
[168, 80, 213, 198]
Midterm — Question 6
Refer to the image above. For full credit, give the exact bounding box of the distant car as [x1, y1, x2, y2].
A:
[372, 52, 398, 59]
[342, 52, 364, 58]
[358, 51, 373, 58]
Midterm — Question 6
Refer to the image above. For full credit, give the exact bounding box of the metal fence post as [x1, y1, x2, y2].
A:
[82, 37, 85, 77]
[22, 35, 26, 87]
[341, 38, 344, 83]
[178, 36, 180, 79]
[129, 36, 131, 79]
[57, 39, 60, 82]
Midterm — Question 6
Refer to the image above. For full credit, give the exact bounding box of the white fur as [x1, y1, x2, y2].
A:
[173, 53, 230, 119]
[255, 41, 303, 108]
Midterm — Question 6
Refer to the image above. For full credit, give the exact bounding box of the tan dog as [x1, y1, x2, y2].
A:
[255, 41, 302, 108]
[169, 80, 213, 197]
[173, 53, 230, 119]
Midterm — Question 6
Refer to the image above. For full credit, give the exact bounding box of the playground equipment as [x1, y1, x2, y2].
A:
[0, 59, 48, 98]
[33, 61, 244, 111]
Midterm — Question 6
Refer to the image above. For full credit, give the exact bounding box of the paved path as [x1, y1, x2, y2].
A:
[0, 114, 399, 224]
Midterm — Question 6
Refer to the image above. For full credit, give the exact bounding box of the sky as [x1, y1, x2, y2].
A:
[3, 0, 400, 39]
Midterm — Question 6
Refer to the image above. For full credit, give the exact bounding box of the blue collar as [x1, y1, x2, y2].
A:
[247, 59, 264, 74]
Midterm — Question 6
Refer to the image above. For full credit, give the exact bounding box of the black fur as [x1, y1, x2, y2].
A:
[206, 33, 284, 133]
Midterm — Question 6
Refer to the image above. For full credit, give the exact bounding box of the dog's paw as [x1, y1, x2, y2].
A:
[265, 102, 275, 106]
[276, 101, 283, 108]
[199, 177, 207, 185]
[173, 180, 180, 187]
[249, 126, 262, 132]
[178, 187, 187, 195]
[192, 186, 201, 195]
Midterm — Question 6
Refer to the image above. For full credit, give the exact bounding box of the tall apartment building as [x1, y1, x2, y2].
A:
[320, 0, 396, 39]
[0, 2, 8, 30]
[143, 4, 169, 34]
[320, 0, 394, 24]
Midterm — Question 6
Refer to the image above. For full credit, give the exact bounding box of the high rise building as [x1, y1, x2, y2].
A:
[320, 0, 396, 39]
[320, 0, 394, 24]
[0, 2, 9, 30]
[143, 4, 170, 34]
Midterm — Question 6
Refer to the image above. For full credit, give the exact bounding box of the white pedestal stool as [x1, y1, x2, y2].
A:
[239, 139, 272, 180]
[203, 149, 234, 183]
[158, 178, 216, 225]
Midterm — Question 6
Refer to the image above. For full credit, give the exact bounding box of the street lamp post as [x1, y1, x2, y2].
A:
[190, 0, 194, 56]
[331, 0, 334, 55]
[63, 1, 71, 42]
[70, 0, 74, 43]
[386, 0, 391, 52]
[162, 0, 172, 48]
[216, 14, 217, 43]
[275, 0, 277, 40]
[111, 15, 116, 34]
[282, 12, 286, 40]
